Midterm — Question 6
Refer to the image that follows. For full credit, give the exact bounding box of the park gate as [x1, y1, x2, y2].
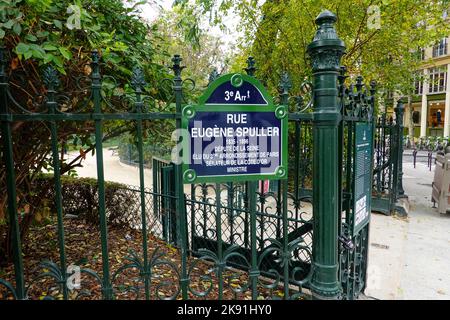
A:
[1, 10, 377, 300]
[372, 103, 407, 216]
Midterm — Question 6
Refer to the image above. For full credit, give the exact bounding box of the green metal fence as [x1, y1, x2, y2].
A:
[0, 10, 396, 300]
[372, 101, 407, 216]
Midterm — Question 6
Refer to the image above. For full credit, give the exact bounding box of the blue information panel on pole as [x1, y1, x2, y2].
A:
[181, 73, 288, 184]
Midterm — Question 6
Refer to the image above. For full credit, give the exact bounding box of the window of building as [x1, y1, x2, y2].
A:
[428, 66, 447, 93]
[432, 38, 448, 57]
[414, 71, 423, 95]
[419, 48, 425, 60]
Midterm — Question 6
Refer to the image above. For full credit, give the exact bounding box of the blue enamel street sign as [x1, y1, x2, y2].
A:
[181, 73, 288, 184]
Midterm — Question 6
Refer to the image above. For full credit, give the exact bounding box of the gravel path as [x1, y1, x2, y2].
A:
[68, 148, 154, 187]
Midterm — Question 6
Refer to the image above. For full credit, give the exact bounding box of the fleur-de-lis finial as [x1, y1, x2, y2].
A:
[278, 72, 291, 105]
[370, 80, 377, 96]
[355, 75, 363, 92]
[208, 68, 220, 84]
[92, 49, 99, 63]
[171, 54, 186, 78]
[338, 66, 347, 85]
[131, 67, 146, 93]
[244, 56, 257, 76]
[278, 72, 292, 93]
[91, 49, 101, 82]
[43, 65, 60, 91]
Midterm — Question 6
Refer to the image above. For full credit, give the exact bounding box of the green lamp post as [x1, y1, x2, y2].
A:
[307, 10, 345, 300]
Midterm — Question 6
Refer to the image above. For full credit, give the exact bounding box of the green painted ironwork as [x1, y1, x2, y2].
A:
[91, 50, 113, 300]
[337, 69, 376, 300]
[307, 10, 345, 300]
[372, 99, 407, 216]
[0, 10, 391, 300]
[0, 43, 25, 300]
[44, 66, 69, 300]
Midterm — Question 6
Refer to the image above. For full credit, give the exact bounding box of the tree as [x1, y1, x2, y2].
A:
[176, 0, 450, 99]
[0, 0, 170, 263]
[151, 6, 233, 88]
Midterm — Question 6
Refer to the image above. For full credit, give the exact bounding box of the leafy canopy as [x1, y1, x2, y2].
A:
[176, 0, 450, 99]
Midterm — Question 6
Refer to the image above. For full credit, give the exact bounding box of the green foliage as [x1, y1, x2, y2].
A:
[0, 0, 165, 78]
[179, 0, 450, 100]
[0, 0, 174, 258]
[117, 136, 172, 165]
[32, 174, 141, 227]
[152, 6, 232, 87]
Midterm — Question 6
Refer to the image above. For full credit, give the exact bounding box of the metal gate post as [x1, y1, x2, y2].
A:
[395, 99, 406, 197]
[307, 10, 345, 300]
[0, 43, 25, 300]
[171, 55, 189, 299]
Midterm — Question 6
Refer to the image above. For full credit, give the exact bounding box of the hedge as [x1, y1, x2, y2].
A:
[33, 174, 143, 227]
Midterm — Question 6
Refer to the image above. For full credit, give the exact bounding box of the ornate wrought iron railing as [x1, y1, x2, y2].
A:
[0, 10, 395, 301]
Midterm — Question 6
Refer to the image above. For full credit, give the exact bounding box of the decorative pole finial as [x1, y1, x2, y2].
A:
[355, 75, 363, 93]
[208, 68, 220, 84]
[307, 10, 346, 72]
[244, 56, 257, 76]
[43, 66, 60, 92]
[370, 80, 377, 96]
[278, 72, 291, 105]
[171, 54, 185, 78]
[131, 67, 146, 94]
[90, 49, 101, 84]
[43, 66, 59, 113]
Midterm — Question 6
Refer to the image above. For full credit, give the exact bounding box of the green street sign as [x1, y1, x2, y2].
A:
[181, 73, 288, 184]
[353, 122, 373, 235]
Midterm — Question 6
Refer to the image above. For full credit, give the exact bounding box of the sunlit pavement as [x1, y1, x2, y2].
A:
[366, 161, 450, 300]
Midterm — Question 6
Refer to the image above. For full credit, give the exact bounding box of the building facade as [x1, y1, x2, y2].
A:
[407, 37, 450, 138]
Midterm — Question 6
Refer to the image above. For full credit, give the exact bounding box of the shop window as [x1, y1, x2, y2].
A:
[412, 111, 420, 124]
[429, 105, 445, 128]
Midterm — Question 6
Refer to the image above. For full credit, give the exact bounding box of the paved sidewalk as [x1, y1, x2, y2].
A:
[365, 161, 450, 300]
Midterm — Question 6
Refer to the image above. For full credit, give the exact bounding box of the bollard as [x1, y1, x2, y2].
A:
[413, 149, 417, 168]
[428, 151, 432, 171]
